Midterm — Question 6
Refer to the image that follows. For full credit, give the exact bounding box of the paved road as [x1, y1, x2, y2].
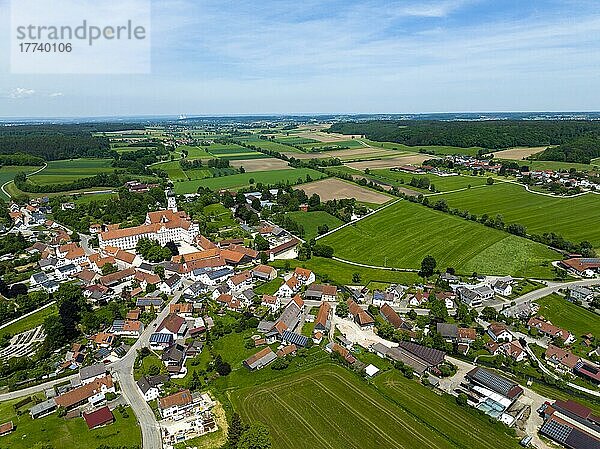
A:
[524, 345, 600, 398]
[0, 291, 182, 448]
[493, 278, 600, 311]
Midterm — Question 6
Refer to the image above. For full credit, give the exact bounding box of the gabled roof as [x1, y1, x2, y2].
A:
[159, 389, 193, 410]
[380, 304, 405, 329]
[83, 406, 113, 429]
[157, 313, 186, 334]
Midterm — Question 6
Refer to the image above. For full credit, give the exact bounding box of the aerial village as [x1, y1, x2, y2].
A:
[1, 182, 599, 449]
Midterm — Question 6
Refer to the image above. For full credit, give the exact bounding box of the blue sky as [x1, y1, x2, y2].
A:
[1, 0, 600, 117]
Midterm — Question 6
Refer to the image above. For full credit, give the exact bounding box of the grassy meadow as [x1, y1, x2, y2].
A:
[27, 159, 115, 185]
[320, 199, 559, 277]
[173, 168, 326, 193]
[286, 211, 343, 239]
[0, 396, 141, 449]
[536, 293, 600, 338]
[436, 181, 600, 250]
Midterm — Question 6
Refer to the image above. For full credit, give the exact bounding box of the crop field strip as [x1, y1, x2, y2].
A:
[436, 181, 600, 249]
[173, 167, 326, 193]
[320, 198, 558, 277]
[233, 365, 520, 449]
[234, 367, 449, 449]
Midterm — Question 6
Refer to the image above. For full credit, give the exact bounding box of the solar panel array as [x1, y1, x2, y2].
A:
[469, 367, 516, 396]
[540, 419, 572, 443]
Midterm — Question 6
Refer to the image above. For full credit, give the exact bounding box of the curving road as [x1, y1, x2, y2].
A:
[0, 291, 182, 449]
[493, 278, 600, 311]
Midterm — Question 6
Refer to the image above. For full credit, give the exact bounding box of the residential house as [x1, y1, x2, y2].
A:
[493, 280, 513, 297]
[227, 270, 252, 292]
[156, 313, 188, 339]
[314, 301, 331, 333]
[161, 343, 187, 376]
[380, 304, 412, 331]
[304, 284, 337, 302]
[158, 389, 194, 418]
[252, 264, 277, 281]
[261, 294, 281, 312]
[160, 274, 182, 294]
[79, 364, 107, 385]
[54, 375, 115, 410]
[170, 302, 194, 318]
[137, 375, 168, 402]
[487, 322, 514, 342]
[243, 347, 277, 371]
[347, 299, 375, 329]
[528, 317, 576, 344]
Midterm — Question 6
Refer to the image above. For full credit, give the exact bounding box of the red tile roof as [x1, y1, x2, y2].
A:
[83, 406, 114, 429]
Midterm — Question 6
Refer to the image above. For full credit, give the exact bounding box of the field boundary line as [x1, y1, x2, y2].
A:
[330, 256, 418, 272]
[315, 198, 401, 240]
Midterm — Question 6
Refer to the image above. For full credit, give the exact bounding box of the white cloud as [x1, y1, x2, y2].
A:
[48, 92, 64, 97]
[6, 87, 35, 99]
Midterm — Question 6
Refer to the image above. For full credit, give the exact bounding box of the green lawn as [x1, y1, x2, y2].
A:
[286, 211, 343, 240]
[371, 170, 488, 192]
[0, 166, 39, 200]
[27, 159, 115, 185]
[179, 145, 214, 160]
[271, 257, 420, 286]
[243, 137, 305, 153]
[254, 278, 283, 295]
[173, 168, 326, 193]
[154, 160, 189, 181]
[320, 199, 558, 277]
[0, 395, 141, 449]
[300, 139, 367, 150]
[231, 364, 520, 449]
[436, 181, 600, 250]
[0, 304, 57, 337]
[363, 139, 483, 157]
[536, 293, 600, 338]
[518, 159, 599, 172]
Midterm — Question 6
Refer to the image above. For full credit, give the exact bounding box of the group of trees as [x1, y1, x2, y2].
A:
[43, 284, 87, 351]
[51, 187, 166, 233]
[14, 171, 131, 193]
[0, 133, 113, 160]
[0, 152, 45, 166]
[225, 414, 272, 449]
[136, 238, 174, 262]
[328, 120, 600, 152]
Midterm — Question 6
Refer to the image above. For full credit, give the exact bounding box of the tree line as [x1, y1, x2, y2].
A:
[328, 120, 600, 157]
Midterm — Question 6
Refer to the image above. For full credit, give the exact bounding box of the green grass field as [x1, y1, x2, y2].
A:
[536, 293, 600, 338]
[173, 168, 326, 193]
[0, 304, 57, 337]
[286, 211, 343, 239]
[0, 166, 39, 199]
[275, 136, 319, 145]
[271, 257, 420, 286]
[27, 159, 115, 185]
[0, 395, 141, 449]
[241, 137, 305, 153]
[363, 139, 483, 157]
[519, 159, 599, 172]
[320, 200, 558, 277]
[300, 139, 367, 150]
[372, 170, 488, 192]
[231, 364, 520, 449]
[154, 160, 189, 181]
[436, 181, 600, 250]
[179, 145, 213, 160]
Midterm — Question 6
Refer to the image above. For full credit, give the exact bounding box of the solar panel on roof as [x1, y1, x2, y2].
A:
[150, 333, 172, 343]
[470, 367, 516, 396]
[540, 419, 572, 443]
